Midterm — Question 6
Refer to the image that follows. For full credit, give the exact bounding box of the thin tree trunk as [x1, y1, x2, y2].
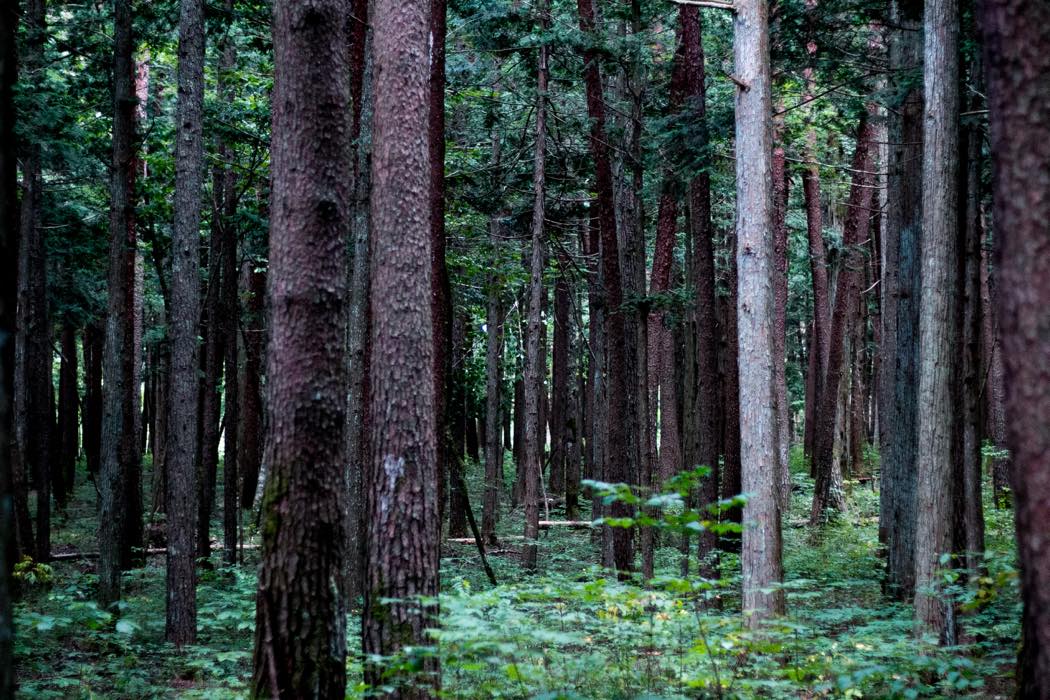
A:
[811, 115, 875, 523]
[734, 0, 785, 621]
[772, 142, 790, 510]
[0, 2, 18, 692]
[522, 1, 548, 571]
[550, 261, 570, 498]
[878, 0, 923, 601]
[362, 0, 440, 690]
[166, 0, 205, 645]
[482, 227, 504, 543]
[239, 266, 266, 510]
[83, 321, 103, 479]
[57, 324, 79, 507]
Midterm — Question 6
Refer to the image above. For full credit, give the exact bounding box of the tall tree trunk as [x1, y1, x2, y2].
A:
[166, 0, 205, 646]
[217, 4, 239, 566]
[448, 312, 469, 538]
[0, 1, 18, 692]
[197, 234, 224, 559]
[772, 142, 790, 510]
[83, 321, 103, 480]
[251, 1, 351, 695]
[878, 0, 923, 601]
[577, 0, 631, 576]
[57, 324, 79, 508]
[733, 0, 785, 622]
[344, 0, 373, 605]
[913, 0, 959, 642]
[980, 245, 1009, 506]
[522, 0, 548, 571]
[810, 115, 875, 523]
[550, 261, 570, 498]
[99, 0, 137, 609]
[239, 266, 266, 509]
[362, 0, 440, 691]
[801, 150, 829, 462]
[17, 0, 51, 563]
[430, 0, 451, 529]
[482, 234, 504, 543]
[977, 0, 1050, 690]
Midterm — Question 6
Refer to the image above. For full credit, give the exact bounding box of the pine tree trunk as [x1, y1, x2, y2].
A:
[83, 321, 103, 480]
[57, 324, 79, 507]
[772, 142, 791, 510]
[913, 0, 960, 641]
[239, 266, 266, 510]
[251, 1, 351, 695]
[977, 0, 1050, 689]
[550, 263, 570, 498]
[522, 2, 548, 571]
[362, 0, 440, 691]
[482, 217, 504, 543]
[878, 0, 923, 601]
[166, 0, 205, 645]
[734, 0, 785, 621]
[0, 3, 19, 692]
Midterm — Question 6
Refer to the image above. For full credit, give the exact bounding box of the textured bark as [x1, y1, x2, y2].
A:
[913, 0, 959, 641]
[977, 0, 1050, 690]
[0, 2, 18, 692]
[99, 0, 137, 608]
[17, 0, 50, 563]
[810, 116, 875, 523]
[577, 0, 631, 576]
[957, 105, 984, 573]
[83, 322, 103, 478]
[482, 234, 504, 544]
[430, 0, 451, 529]
[522, 2, 548, 571]
[344, 0, 372, 605]
[166, 0, 204, 645]
[251, 1, 351, 696]
[448, 313, 469, 538]
[733, 0, 785, 621]
[197, 233, 225, 559]
[878, 0, 923, 601]
[772, 144, 790, 510]
[56, 324, 79, 507]
[720, 253, 742, 541]
[550, 263, 570, 497]
[362, 0, 440, 690]
[239, 266, 266, 510]
[217, 7, 239, 566]
[980, 246, 1009, 506]
[801, 146, 829, 461]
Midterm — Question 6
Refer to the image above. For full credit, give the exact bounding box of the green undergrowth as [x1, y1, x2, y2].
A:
[16, 449, 1019, 698]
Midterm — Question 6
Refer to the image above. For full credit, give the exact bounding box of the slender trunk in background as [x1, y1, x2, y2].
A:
[550, 260, 570, 498]
[17, 0, 51, 564]
[217, 4, 239, 566]
[83, 322, 103, 479]
[810, 115, 875, 523]
[99, 0, 136, 609]
[980, 245, 1009, 506]
[772, 141, 790, 509]
[363, 0, 440, 690]
[344, 0, 373, 604]
[522, 1, 548, 571]
[448, 313, 469, 538]
[239, 267, 266, 510]
[0, 2, 18, 692]
[682, 5, 721, 577]
[57, 324, 79, 507]
[733, 0, 785, 622]
[251, 1, 351, 695]
[585, 215, 608, 561]
[166, 0, 205, 645]
[977, 0, 1050, 689]
[913, 0, 959, 642]
[577, 0, 631, 576]
[958, 84, 984, 573]
[720, 250, 742, 543]
[430, 0, 451, 528]
[197, 228, 224, 559]
[878, 0, 923, 602]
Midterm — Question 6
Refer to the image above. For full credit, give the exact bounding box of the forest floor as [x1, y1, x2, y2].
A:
[15, 449, 1019, 699]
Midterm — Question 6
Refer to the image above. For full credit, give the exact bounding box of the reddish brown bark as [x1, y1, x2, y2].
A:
[251, 1, 351, 694]
[239, 266, 266, 509]
[978, 0, 1050, 688]
[56, 324, 79, 508]
[811, 115, 876, 523]
[772, 143, 790, 509]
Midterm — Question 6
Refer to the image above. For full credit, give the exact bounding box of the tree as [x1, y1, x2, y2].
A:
[977, 0, 1050, 691]
[733, 0, 785, 622]
[362, 0, 440, 693]
[166, 0, 205, 646]
[98, 0, 136, 609]
[250, 1, 352, 696]
[0, 1, 17, 694]
[878, 0, 923, 601]
[913, 0, 959, 642]
[521, 0, 548, 571]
